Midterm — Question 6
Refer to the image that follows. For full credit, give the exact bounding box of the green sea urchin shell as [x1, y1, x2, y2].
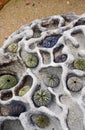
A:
[19, 86, 30, 96]
[31, 114, 50, 128]
[66, 75, 83, 92]
[74, 58, 85, 70]
[7, 43, 18, 53]
[44, 73, 60, 87]
[0, 74, 18, 90]
[25, 54, 39, 68]
[33, 89, 52, 107]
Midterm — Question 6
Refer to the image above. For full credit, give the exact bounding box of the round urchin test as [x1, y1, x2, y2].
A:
[1, 13, 85, 130]
[32, 89, 52, 107]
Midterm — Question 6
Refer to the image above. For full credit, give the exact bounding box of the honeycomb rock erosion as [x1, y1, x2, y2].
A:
[0, 13, 85, 130]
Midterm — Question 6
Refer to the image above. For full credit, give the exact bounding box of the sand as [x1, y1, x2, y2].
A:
[0, 0, 85, 47]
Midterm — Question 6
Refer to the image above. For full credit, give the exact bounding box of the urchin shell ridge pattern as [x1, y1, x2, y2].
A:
[0, 13, 85, 130]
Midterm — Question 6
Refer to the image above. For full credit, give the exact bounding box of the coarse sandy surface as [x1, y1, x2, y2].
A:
[0, 0, 85, 47]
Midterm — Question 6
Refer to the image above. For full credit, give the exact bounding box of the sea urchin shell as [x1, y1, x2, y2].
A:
[42, 35, 61, 48]
[74, 58, 85, 70]
[25, 54, 39, 68]
[33, 89, 52, 107]
[0, 74, 18, 90]
[31, 114, 50, 128]
[9, 101, 26, 117]
[1, 100, 26, 117]
[66, 75, 83, 92]
[7, 43, 18, 53]
[1, 119, 24, 130]
[43, 73, 60, 88]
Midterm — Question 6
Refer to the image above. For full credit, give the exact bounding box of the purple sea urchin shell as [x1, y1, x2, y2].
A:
[42, 35, 61, 48]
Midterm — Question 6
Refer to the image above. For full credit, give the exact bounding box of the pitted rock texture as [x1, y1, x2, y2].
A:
[0, 13, 85, 130]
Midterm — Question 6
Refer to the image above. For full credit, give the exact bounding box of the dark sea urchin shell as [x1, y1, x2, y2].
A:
[1, 100, 26, 117]
[1, 119, 24, 130]
[42, 35, 61, 48]
[9, 100, 26, 117]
